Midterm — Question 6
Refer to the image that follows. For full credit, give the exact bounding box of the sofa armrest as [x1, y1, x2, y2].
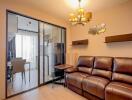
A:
[65, 67, 78, 73]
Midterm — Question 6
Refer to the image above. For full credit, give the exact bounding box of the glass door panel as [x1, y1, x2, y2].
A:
[7, 12, 39, 97]
[44, 24, 54, 82]
[39, 22, 66, 83]
[44, 24, 66, 82]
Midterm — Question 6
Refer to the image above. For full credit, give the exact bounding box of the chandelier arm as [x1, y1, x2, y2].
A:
[78, 0, 81, 8]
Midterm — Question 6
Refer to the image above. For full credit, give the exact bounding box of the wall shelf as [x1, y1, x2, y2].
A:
[105, 33, 132, 43]
[72, 39, 88, 45]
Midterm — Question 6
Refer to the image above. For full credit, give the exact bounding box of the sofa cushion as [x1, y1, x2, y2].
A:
[92, 69, 112, 80]
[112, 73, 132, 84]
[82, 76, 110, 99]
[94, 56, 113, 71]
[105, 82, 132, 100]
[77, 56, 94, 67]
[114, 57, 132, 74]
[66, 72, 89, 89]
[78, 67, 92, 74]
[112, 58, 132, 84]
[92, 57, 113, 80]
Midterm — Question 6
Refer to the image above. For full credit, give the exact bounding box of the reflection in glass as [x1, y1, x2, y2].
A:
[6, 12, 66, 97]
[7, 13, 38, 96]
[39, 23, 66, 83]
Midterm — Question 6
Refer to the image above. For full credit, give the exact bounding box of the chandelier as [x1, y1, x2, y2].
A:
[69, 0, 92, 25]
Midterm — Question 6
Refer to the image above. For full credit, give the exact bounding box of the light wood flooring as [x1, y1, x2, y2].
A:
[6, 84, 87, 100]
[7, 69, 38, 96]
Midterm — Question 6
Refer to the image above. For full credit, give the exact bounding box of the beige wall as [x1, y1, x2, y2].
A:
[1, 0, 132, 99]
[0, 1, 71, 99]
[70, 0, 132, 64]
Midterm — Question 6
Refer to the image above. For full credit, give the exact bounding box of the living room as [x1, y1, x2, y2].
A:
[0, 0, 132, 100]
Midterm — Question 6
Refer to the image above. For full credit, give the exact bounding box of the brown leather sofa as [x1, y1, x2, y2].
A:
[105, 57, 132, 100]
[65, 56, 132, 100]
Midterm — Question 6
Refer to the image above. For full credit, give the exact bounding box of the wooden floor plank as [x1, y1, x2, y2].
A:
[6, 84, 87, 100]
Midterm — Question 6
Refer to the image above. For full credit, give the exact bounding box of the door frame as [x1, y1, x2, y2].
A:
[5, 9, 66, 99]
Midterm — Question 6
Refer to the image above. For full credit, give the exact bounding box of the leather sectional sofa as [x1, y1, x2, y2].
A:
[65, 56, 132, 100]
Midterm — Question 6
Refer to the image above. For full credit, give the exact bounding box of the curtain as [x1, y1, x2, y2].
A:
[15, 30, 38, 69]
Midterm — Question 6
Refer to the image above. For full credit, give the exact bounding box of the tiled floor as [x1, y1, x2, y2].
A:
[7, 84, 87, 100]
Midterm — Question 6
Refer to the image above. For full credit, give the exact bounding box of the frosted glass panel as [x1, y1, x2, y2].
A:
[18, 16, 38, 32]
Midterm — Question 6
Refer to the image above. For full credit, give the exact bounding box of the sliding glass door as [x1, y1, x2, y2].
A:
[6, 11, 66, 97]
[39, 22, 66, 84]
[7, 12, 39, 97]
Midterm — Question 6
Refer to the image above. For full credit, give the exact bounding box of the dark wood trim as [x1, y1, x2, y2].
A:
[105, 33, 132, 43]
[65, 29, 67, 64]
[5, 9, 8, 99]
[6, 9, 66, 30]
[38, 21, 40, 86]
[72, 39, 88, 45]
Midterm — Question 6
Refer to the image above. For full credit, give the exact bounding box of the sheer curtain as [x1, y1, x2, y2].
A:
[15, 30, 38, 69]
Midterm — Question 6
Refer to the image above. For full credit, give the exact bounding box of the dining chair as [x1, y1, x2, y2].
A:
[7, 57, 23, 82]
[11, 59, 26, 86]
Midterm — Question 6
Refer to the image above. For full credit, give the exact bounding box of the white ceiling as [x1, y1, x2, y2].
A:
[2, 0, 129, 20]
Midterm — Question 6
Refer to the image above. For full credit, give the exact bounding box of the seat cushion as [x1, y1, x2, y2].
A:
[105, 82, 132, 100]
[66, 72, 89, 89]
[82, 76, 110, 99]
[78, 67, 92, 74]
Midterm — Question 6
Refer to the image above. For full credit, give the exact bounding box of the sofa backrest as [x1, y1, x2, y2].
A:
[112, 57, 132, 84]
[77, 56, 94, 74]
[92, 56, 113, 80]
